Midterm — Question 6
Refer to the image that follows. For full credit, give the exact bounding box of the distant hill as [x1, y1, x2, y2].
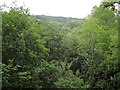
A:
[35, 15, 84, 25]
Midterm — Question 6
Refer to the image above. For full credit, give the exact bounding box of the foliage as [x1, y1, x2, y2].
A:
[1, 1, 120, 89]
[2, 60, 32, 88]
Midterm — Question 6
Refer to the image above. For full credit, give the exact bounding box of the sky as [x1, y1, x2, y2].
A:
[0, 0, 102, 18]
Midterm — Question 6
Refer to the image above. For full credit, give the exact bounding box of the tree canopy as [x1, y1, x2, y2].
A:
[1, 1, 120, 89]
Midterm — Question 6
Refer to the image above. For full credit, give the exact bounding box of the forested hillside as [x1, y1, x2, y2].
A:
[1, 1, 120, 89]
[36, 15, 84, 25]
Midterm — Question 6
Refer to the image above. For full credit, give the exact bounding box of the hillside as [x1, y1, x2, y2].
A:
[35, 15, 84, 24]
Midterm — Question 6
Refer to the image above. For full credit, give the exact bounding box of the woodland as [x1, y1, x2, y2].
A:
[1, 1, 120, 89]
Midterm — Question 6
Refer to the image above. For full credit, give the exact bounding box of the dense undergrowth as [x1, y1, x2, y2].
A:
[1, 1, 120, 89]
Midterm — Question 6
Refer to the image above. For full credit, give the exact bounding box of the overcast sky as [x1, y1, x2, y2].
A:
[0, 0, 102, 18]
